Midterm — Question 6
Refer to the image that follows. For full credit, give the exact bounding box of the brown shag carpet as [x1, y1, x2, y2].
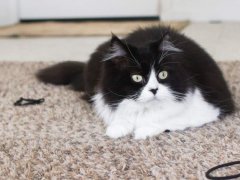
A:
[0, 61, 239, 179]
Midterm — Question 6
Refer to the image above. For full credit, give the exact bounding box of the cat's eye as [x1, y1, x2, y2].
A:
[158, 71, 168, 80]
[131, 74, 143, 83]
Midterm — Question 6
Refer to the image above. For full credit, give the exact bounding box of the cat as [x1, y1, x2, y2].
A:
[37, 26, 234, 139]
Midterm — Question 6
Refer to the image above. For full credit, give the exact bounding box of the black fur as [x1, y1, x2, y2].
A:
[37, 26, 234, 116]
[37, 61, 85, 91]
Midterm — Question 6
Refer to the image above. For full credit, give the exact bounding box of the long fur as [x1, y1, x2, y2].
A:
[37, 61, 85, 91]
[37, 26, 235, 139]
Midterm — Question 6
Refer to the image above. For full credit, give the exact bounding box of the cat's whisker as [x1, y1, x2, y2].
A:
[171, 91, 186, 96]
[161, 52, 179, 60]
[99, 93, 124, 105]
[171, 39, 188, 47]
[173, 95, 185, 99]
[122, 56, 136, 62]
[172, 92, 185, 96]
[159, 51, 180, 64]
[159, 50, 169, 64]
[107, 90, 135, 99]
[123, 40, 141, 67]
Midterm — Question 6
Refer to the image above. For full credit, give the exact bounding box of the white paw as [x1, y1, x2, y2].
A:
[106, 125, 131, 139]
[134, 127, 163, 139]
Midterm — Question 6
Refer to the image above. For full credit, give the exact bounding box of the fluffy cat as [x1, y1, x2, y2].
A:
[37, 26, 234, 139]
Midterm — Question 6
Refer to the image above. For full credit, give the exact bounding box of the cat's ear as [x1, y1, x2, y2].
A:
[103, 34, 128, 61]
[152, 35, 182, 53]
[160, 35, 182, 52]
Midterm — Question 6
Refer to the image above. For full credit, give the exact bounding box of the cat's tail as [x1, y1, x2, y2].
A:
[36, 61, 86, 91]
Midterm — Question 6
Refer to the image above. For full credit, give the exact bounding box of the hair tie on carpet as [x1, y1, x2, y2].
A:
[206, 161, 240, 180]
[14, 97, 45, 106]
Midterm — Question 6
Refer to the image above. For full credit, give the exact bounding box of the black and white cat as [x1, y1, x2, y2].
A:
[37, 26, 234, 139]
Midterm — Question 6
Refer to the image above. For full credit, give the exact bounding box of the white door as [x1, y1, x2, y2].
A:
[19, 0, 160, 20]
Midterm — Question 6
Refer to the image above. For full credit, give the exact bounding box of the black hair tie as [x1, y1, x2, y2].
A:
[206, 161, 240, 180]
[14, 97, 45, 106]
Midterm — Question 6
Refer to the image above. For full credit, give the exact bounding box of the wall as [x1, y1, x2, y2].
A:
[161, 0, 240, 21]
[0, 0, 19, 26]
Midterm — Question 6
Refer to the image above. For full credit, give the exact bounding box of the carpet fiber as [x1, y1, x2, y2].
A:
[0, 61, 239, 179]
[0, 21, 188, 37]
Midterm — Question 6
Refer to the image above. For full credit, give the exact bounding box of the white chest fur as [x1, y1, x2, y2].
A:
[92, 88, 220, 139]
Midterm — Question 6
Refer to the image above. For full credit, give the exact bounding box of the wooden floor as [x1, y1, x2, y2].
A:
[1, 22, 239, 62]
[0, 21, 188, 37]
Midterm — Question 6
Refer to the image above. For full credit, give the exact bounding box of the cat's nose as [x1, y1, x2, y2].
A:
[149, 88, 158, 95]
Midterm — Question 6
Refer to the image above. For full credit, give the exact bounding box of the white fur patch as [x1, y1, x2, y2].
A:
[92, 70, 220, 139]
[137, 70, 174, 103]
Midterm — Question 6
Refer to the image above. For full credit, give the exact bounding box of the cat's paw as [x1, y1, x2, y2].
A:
[134, 127, 163, 139]
[106, 125, 131, 139]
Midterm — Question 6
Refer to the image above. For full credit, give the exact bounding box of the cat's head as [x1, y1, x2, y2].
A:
[101, 34, 193, 106]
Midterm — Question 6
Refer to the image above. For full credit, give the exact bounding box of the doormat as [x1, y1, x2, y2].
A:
[0, 21, 188, 37]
